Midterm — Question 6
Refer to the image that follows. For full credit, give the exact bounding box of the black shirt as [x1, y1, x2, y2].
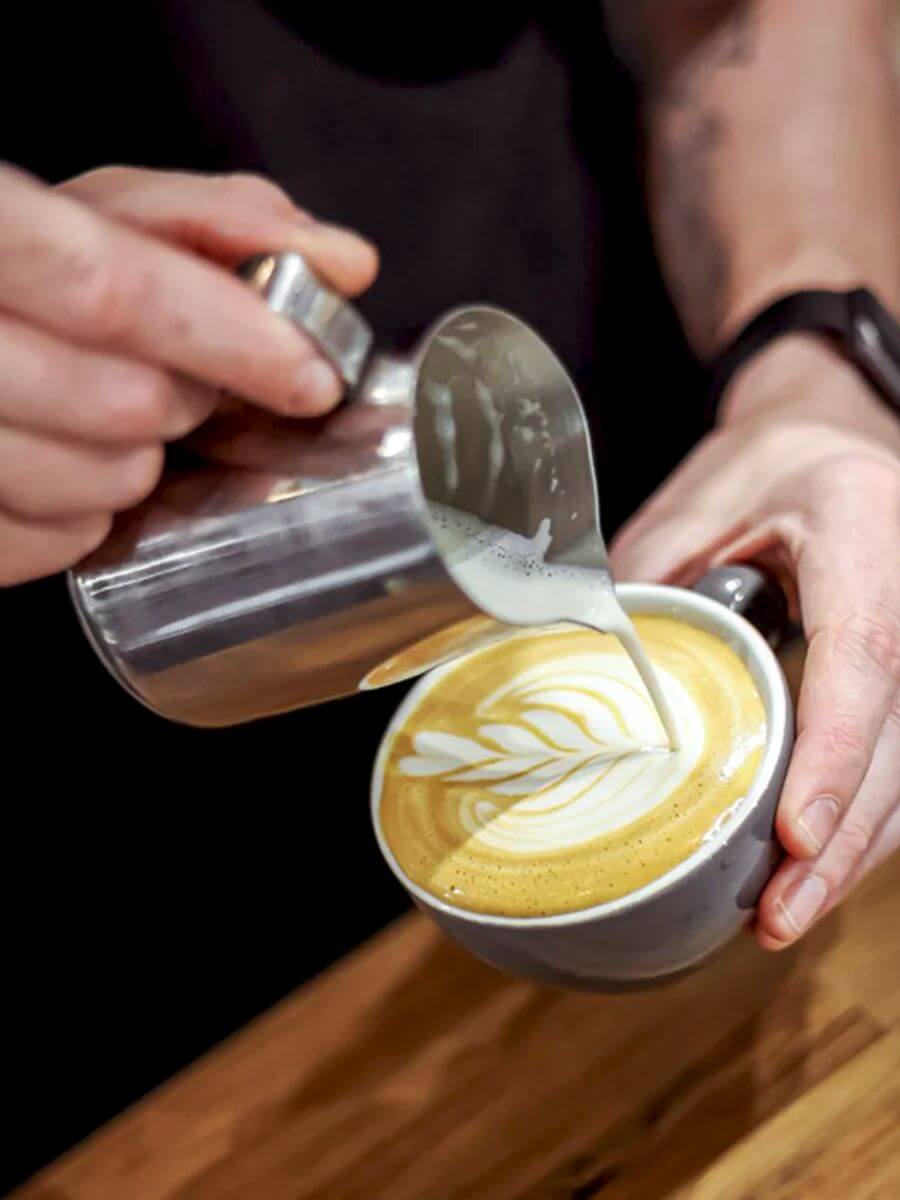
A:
[2, 3, 702, 1187]
[7, 2, 703, 522]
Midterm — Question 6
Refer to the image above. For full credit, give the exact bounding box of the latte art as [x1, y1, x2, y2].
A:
[377, 617, 766, 916]
[399, 655, 699, 853]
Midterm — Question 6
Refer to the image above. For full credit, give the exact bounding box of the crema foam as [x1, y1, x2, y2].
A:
[377, 618, 766, 916]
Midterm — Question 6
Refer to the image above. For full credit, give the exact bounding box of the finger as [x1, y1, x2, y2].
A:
[609, 429, 754, 582]
[59, 167, 379, 296]
[830, 795, 900, 907]
[756, 808, 900, 953]
[775, 462, 900, 863]
[0, 314, 215, 442]
[0, 427, 163, 521]
[0, 164, 342, 416]
[0, 510, 111, 586]
[802, 691, 900, 898]
[610, 513, 741, 584]
[755, 857, 821, 951]
[758, 685, 900, 948]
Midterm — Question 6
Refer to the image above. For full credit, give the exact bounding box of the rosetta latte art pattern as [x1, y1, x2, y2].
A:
[378, 618, 766, 916]
[397, 654, 703, 854]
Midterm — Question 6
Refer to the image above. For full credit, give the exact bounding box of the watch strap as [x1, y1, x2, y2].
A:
[708, 289, 855, 416]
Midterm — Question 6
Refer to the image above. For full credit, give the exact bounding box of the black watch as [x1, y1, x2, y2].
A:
[707, 288, 900, 419]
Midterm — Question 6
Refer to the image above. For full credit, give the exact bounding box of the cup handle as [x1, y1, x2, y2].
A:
[238, 252, 374, 388]
[693, 565, 792, 650]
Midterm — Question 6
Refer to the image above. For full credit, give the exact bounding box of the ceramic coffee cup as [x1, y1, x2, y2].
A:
[371, 570, 793, 991]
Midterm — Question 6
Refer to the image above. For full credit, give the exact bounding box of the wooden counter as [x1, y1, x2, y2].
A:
[15, 853, 900, 1200]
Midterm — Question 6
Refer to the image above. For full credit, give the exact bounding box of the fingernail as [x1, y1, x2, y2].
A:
[797, 795, 841, 853]
[294, 359, 342, 412]
[776, 873, 828, 936]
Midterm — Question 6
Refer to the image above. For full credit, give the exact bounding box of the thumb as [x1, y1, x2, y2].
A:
[610, 512, 722, 584]
[60, 167, 380, 297]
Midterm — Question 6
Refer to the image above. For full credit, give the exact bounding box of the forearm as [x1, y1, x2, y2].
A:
[608, 4, 900, 952]
[613, 0, 900, 363]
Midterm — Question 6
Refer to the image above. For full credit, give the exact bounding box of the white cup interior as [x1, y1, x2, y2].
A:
[371, 583, 791, 929]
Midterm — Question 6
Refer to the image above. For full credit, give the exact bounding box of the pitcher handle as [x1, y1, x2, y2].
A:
[693, 564, 792, 649]
[238, 252, 374, 388]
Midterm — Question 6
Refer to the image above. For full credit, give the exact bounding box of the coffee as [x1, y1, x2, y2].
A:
[377, 616, 766, 916]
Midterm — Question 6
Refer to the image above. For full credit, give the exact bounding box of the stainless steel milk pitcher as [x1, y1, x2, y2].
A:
[69, 252, 606, 726]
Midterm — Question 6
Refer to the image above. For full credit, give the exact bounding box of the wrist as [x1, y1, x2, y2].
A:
[718, 332, 896, 439]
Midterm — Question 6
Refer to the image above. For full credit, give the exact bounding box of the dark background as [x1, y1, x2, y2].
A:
[2, 624, 412, 1194]
[1, 3, 703, 1192]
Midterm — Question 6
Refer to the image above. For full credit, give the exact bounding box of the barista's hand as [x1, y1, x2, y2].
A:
[0, 164, 378, 584]
[609, 338, 900, 951]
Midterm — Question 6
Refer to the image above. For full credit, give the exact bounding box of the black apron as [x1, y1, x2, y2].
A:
[2, 3, 702, 1186]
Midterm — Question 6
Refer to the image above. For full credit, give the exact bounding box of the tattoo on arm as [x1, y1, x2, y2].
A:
[604, 0, 755, 95]
[652, 110, 727, 352]
[605, 1, 758, 352]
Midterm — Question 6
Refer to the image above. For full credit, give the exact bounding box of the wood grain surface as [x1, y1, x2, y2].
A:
[14, 852, 900, 1200]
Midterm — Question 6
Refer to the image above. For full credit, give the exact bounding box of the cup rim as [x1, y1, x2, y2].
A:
[370, 582, 790, 929]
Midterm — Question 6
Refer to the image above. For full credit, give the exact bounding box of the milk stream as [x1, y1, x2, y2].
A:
[612, 619, 681, 751]
[426, 503, 681, 751]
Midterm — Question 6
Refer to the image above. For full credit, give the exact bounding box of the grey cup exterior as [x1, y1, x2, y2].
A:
[412, 766, 785, 990]
[372, 583, 793, 991]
